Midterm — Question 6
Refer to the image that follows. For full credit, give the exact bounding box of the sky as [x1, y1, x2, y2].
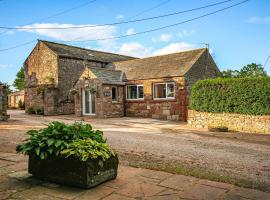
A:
[0, 0, 270, 86]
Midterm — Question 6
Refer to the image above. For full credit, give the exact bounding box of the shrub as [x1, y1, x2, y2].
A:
[35, 107, 44, 115]
[190, 77, 270, 115]
[26, 106, 35, 114]
[16, 121, 107, 160]
[18, 99, 25, 110]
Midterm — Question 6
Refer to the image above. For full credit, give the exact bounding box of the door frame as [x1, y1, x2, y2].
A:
[82, 89, 96, 116]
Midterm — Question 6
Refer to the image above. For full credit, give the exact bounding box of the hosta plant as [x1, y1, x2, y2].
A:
[61, 138, 115, 161]
[16, 121, 108, 160]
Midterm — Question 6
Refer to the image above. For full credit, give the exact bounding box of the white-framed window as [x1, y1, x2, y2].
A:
[126, 85, 144, 100]
[153, 82, 175, 99]
[112, 86, 118, 102]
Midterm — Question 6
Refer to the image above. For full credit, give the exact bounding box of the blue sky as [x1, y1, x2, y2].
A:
[0, 0, 269, 86]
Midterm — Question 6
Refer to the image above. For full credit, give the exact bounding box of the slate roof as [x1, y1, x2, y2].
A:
[89, 67, 125, 85]
[113, 48, 207, 80]
[40, 40, 135, 63]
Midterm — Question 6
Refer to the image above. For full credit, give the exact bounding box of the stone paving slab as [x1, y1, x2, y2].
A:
[0, 153, 270, 200]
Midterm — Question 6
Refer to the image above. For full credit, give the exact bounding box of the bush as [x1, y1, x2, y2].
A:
[18, 99, 25, 110]
[35, 107, 44, 115]
[26, 106, 44, 115]
[190, 77, 270, 115]
[16, 121, 108, 160]
[26, 106, 35, 114]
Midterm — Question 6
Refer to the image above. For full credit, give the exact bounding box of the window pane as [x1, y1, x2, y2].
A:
[91, 93, 95, 114]
[167, 83, 175, 98]
[84, 90, 90, 114]
[127, 86, 137, 99]
[154, 84, 166, 98]
[112, 87, 117, 101]
[138, 86, 144, 99]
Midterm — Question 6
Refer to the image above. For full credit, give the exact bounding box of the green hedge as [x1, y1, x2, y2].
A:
[190, 77, 270, 115]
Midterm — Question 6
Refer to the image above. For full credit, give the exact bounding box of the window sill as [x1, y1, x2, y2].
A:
[150, 98, 177, 103]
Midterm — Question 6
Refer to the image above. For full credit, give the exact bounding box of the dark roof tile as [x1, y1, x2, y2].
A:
[40, 40, 136, 63]
[113, 48, 207, 80]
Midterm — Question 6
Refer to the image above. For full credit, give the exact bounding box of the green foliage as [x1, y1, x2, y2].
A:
[61, 138, 114, 161]
[26, 106, 44, 115]
[35, 107, 44, 115]
[13, 66, 25, 91]
[238, 63, 268, 78]
[26, 106, 35, 114]
[16, 121, 106, 160]
[190, 77, 270, 115]
[221, 63, 268, 78]
[18, 99, 25, 110]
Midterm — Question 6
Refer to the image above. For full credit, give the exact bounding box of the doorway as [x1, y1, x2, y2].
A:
[82, 89, 96, 115]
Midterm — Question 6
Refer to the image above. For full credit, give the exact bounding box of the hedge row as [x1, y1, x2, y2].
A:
[190, 77, 270, 115]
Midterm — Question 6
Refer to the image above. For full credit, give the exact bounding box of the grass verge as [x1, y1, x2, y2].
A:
[121, 159, 270, 192]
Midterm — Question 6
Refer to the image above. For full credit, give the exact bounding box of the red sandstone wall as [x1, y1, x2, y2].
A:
[125, 77, 187, 121]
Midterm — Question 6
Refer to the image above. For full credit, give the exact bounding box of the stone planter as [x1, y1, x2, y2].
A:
[28, 153, 118, 188]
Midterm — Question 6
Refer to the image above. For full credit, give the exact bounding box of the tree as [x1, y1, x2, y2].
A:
[0, 82, 12, 94]
[238, 63, 268, 78]
[13, 66, 25, 91]
[221, 69, 239, 78]
[221, 63, 268, 78]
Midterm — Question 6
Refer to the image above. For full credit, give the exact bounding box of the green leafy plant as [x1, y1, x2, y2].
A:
[35, 107, 44, 115]
[16, 121, 106, 160]
[26, 106, 44, 115]
[61, 138, 114, 161]
[26, 106, 35, 114]
[190, 77, 270, 115]
[18, 99, 25, 110]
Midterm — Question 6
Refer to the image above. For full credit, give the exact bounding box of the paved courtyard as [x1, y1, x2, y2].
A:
[0, 110, 270, 199]
[1, 152, 270, 200]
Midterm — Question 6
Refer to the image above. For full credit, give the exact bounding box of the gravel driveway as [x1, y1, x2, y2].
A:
[1, 110, 270, 191]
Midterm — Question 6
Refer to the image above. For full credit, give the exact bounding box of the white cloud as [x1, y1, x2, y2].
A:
[117, 42, 152, 57]
[178, 29, 195, 37]
[153, 42, 195, 56]
[17, 23, 117, 42]
[247, 16, 270, 24]
[152, 33, 172, 43]
[126, 28, 135, 35]
[0, 64, 13, 69]
[116, 14, 124, 20]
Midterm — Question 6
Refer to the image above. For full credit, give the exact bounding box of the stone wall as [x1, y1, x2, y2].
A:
[102, 84, 124, 118]
[0, 85, 9, 121]
[125, 77, 187, 121]
[8, 90, 24, 109]
[74, 78, 124, 118]
[25, 41, 58, 112]
[24, 86, 44, 111]
[188, 110, 270, 134]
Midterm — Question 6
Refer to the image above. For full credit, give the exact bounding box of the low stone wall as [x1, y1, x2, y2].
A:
[188, 110, 270, 134]
[0, 84, 9, 121]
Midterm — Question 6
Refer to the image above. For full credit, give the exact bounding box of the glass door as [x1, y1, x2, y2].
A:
[82, 89, 96, 115]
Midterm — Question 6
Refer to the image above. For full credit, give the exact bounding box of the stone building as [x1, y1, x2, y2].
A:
[0, 84, 9, 121]
[24, 40, 220, 121]
[8, 90, 24, 109]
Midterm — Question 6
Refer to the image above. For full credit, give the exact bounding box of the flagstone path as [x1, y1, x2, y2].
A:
[0, 152, 270, 200]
